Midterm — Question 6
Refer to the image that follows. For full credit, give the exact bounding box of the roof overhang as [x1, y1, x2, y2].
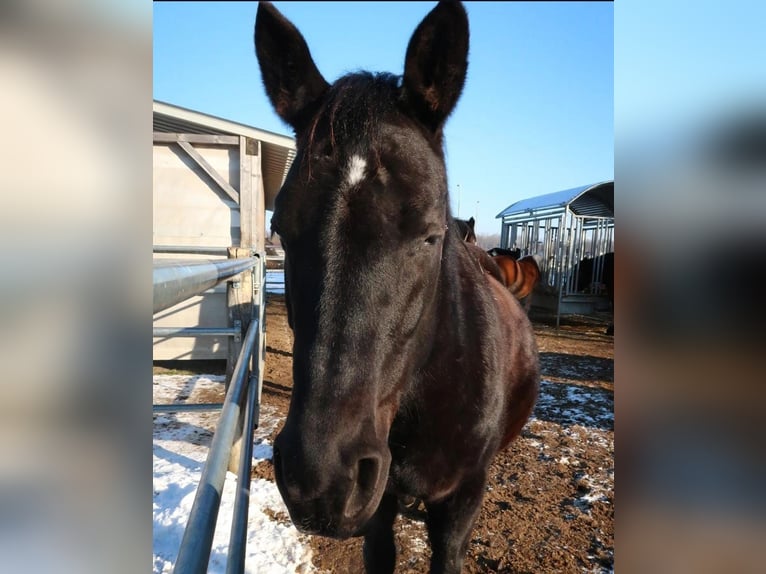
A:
[496, 180, 614, 221]
[153, 100, 295, 211]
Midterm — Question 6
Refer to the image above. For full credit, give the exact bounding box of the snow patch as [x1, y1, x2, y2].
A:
[153, 374, 313, 573]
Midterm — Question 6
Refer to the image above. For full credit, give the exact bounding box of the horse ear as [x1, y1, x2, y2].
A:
[402, 0, 469, 133]
[468, 217, 475, 229]
[254, 2, 329, 133]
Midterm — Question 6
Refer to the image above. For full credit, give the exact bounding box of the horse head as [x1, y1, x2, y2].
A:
[255, 0, 468, 537]
[455, 216, 477, 243]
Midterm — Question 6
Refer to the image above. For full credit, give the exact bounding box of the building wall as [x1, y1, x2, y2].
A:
[153, 141, 262, 361]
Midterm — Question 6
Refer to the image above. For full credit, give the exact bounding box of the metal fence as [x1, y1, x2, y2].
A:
[497, 182, 614, 326]
[152, 251, 267, 574]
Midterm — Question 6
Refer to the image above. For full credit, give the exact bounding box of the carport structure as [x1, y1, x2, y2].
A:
[496, 181, 614, 325]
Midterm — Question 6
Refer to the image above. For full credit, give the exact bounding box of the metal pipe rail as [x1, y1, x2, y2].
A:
[153, 257, 258, 314]
[172, 317, 260, 574]
[152, 326, 240, 338]
[154, 245, 232, 256]
[153, 403, 224, 413]
[226, 371, 260, 574]
[153, 255, 266, 572]
[227, 256, 268, 572]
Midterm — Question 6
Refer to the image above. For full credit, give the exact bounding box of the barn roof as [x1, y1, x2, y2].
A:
[153, 100, 295, 211]
[496, 180, 614, 220]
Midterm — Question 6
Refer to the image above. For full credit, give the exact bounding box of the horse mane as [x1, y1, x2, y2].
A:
[488, 247, 521, 259]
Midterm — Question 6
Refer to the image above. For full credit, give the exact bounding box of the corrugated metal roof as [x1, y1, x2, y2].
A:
[153, 100, 296, 211]
[496, 181, 614, 219]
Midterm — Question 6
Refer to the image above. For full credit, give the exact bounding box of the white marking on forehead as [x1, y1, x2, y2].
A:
[345, 155, 367, 187]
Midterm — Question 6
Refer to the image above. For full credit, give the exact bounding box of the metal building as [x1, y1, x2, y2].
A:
[496, 181, 614, 324]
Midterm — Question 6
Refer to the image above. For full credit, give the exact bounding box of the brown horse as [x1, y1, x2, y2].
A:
[255, 2, 540, 573]
[453, 222, 539, 311]
[486, 247, 541, 311]
[493, 253, 541, 301]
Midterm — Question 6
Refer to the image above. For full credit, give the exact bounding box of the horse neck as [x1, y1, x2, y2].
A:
[433, 222, 478, 340]
[410, 213, 462, 360]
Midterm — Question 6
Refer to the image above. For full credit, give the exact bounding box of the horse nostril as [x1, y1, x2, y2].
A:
[343, 456, 381, 519]
[357, 457, 379, 494]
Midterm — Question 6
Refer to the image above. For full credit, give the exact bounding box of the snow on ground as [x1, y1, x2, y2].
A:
[153, 374, 313, 574]
[532, 380, 614, 430]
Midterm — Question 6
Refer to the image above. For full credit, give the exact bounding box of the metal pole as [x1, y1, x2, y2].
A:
[225, 372, 259, 574]
[153, 403, 224, 413]
[543, 218, 552, 279]
[555, 212, 567, 329]
[226, 259, 265, 574]
[594, 219, 605, 288]
[152, 327, 240, 338]
[171, 318, 259, 574]
[153, 258, 258, 314]
[254, 258, 267, 427]
[153, 245, 231, 256]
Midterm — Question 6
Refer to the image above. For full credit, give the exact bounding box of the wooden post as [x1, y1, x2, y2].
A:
[239, 136, 254, 249]
[227, 138, 257, 473]
[249, 139, 265, 254]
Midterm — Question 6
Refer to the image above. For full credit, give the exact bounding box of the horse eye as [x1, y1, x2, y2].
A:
[424, 235, 441, 246]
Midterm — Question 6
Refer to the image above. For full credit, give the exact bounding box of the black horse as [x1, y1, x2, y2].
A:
[576, 252, 614, 334]
[454, 216, 476, 244]
[576, 252, 614, 299]
[487, 246, 522, 260]
[255, 2, 540, 572]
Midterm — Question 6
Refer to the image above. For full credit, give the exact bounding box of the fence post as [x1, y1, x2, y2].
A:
[227, 247, 254, 473]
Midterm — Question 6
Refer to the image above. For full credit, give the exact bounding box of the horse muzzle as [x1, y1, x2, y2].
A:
[272, 437, 391, 538]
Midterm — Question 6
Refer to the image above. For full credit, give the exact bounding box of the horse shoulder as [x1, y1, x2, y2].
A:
[485, 275, 540, 448]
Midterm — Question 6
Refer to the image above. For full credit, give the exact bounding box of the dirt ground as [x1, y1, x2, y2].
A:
[255, 294, 614, 573]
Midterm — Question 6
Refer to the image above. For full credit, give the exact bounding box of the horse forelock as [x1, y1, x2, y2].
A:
[301, 73, 399, 165]
[300, 72, 448, 180]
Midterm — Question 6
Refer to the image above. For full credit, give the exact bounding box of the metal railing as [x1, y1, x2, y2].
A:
[154, 245, 231, 256]
[153, 257, 259, 314]
[172, 318, 260, 574]
[153, 252, 267, 573]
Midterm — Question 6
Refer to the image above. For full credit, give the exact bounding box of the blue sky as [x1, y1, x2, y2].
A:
[154, 2, 613, 235]
[615, 0, 766, 142]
